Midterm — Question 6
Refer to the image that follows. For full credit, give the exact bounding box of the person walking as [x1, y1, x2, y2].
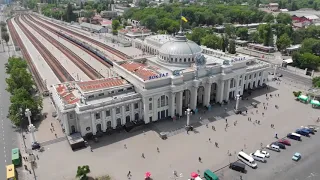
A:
[209, 138, 211, 142]
[124, 144, 127, 149]
[157, 147, 160, 152]
[198, 157, 202, 162]
[225, 119, 228, 123]
[275, 133, 278, 139]
[127, 171, 131, 178]
[142, 153, 145, 158]
[212, 126, 215, 131]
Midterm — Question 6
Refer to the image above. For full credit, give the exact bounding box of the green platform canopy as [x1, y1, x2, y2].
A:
[311, 100, 320, 106]
[298, 95, 309, 101]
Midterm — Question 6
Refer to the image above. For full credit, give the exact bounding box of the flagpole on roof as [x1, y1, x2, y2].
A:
[180, 7, 182, 32]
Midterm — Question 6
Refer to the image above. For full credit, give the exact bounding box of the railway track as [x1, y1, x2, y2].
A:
[7, 18, 48, 94]
[21, 15, 103, 80]
[15, 16, 74, 82]
[31, 14, 131, 61]
[26, 14, 112, 68]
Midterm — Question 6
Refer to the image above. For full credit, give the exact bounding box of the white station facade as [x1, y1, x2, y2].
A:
[52, 30, 270, 137]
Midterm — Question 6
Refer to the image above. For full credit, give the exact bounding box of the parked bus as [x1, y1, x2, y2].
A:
[11, 148, 21, 166]
[6, 164, 16, 180]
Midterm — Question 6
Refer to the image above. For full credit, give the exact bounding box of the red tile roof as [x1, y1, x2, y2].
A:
[77, 78, 127, 92]
[56, 84, 79, 105]
[121, 62, 157, 80]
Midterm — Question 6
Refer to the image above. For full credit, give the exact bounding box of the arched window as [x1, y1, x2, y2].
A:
[149, 103, 152, 110]
[157, 99, 160, 108]
[116, 118, 121, 126]
[107, 121, 112, 128]
[166, 96, 169, 106]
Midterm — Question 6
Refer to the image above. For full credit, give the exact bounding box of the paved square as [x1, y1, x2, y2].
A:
[20, 77, 319, 180]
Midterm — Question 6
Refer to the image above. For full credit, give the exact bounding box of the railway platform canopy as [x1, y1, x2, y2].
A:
[80, 22, 108, 33]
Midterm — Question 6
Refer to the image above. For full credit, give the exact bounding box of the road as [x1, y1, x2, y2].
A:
[0, 50, 19, 177]
[277, 68, 312, 87]
[218, 126, 320, 180]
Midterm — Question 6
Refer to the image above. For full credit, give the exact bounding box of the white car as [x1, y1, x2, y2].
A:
[266, 144, 280, 152]
[255, 150, 270, 158]
[249, 152, 267, 163]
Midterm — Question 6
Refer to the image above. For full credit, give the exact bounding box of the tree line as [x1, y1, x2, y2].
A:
[123, 4, 266, 34]
[5, 57, 43, 126]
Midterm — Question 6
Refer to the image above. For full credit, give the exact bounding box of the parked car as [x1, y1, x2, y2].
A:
[276, 73, 283, 77]
[287, 133, 302, 141]
[31, 142, 41, 150]
[272, 142, 286, 149]
[301, 127, 315, 135]
[255, 150, 270, 158]
[292, 152, 301, 161]
[266, 144, 280, 152]
[250, 152, 267, 163]
[229, 162, 246, 173]
[278, 139, 291, 146]
[307, 125, 317, 132]
[295, 129, 310, 137]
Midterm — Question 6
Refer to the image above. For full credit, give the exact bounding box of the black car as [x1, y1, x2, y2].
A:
[31, 142, 41, 150]
[229, 162, 246, 173]
[272, 142, 286, 149]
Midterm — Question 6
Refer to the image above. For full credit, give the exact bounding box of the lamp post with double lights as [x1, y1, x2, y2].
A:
[185, 106, 193, 131]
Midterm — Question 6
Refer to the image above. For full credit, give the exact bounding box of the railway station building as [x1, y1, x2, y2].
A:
[51, 30, 270, 138]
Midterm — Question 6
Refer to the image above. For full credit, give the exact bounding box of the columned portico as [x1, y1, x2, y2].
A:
[102, 111, 107, 132]
[190, 86, 198, 110]
[170, 93, 176, 117]
[203, 82, 211, 107]
[225, 79, 231, 101]
[177, 91, 183, 116]
[217, 80, 225, 103]
[91, 113, 97, 135]
[143, 98, 149, 123]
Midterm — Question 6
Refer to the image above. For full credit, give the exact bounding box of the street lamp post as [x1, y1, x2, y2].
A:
[25, 109, 37, 145]
[235, 94, 241, 111]
[185, 107, 192, 127]
[273, 64, 278, 79]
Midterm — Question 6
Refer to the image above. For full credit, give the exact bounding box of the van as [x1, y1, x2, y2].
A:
[250, 152, 267, 163]
[229, 162, 246, 173]
[295, 129, 310, 137]
[238, 151, 257, 168]
[287, 132, 302, 141]
[266, 144, 280, 152]
[203, 169, 219, 180]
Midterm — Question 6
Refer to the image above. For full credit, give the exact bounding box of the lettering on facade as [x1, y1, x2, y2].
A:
[231, 57, 246, 63]
[149, 72, 169, 80]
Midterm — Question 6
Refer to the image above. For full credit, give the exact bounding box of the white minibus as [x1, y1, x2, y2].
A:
[238, 151, 257, 168]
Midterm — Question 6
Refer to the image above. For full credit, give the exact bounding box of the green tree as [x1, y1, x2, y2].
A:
[248, 31, 262, 43]
[236, 27, 249, 40]
[5, 57, 27, 74]
[112, 20, 120, 35]
[76, 165, 91, 180]
[256, 0, 261, 7]
[142, 15, 158, 32]
[65, 3, 76, 22]
[228, 40, 236, 54]
[276, 13, 292, 24]
[80, 1, 84, 9]
[1, 32, 9, 44]
[1, 26, 7, 32]
[222, 34, 229, 52]
[259, 24, 273, 46]
[225, 24, 235, 37]
[276, 33, 291, 51]
[312, 77, 320, 87]
[201, 34, 222, 50]
[262, 13, 274, 23]
[186, 27, 206, 45]
[84, 10, 95, 18]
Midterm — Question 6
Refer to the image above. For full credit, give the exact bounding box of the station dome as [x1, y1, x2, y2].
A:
[157, 30, 202, 65]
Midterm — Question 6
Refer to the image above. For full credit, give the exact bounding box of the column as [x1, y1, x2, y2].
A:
[91, 113, 97, 135]
[190, 86, 198, 110]
[143, 98, 149, 123]
[131, 103, 134, 121]
[121, 106, 126, 124]
[139, 101, 143, 119]
[63, 114, 70, 135]
[217, 80, 225, 103]
[102, 111, 106, 132]
[170, 93, 176, 117]
[177, 91, 183, 116]
[241, 75, 245, 95]
[203, 83, 211, 107]
[225, 79, 231, 101]
[112, 108, 116, 129]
